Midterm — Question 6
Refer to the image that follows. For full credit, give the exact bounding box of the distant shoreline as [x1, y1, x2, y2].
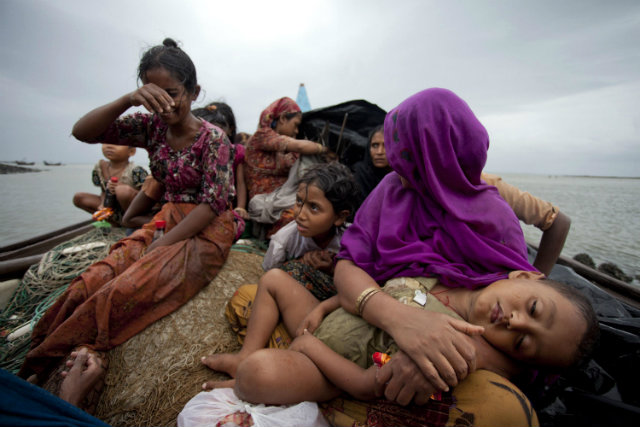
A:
[562, 175, 640, 180]
[0, 162, 41, 174]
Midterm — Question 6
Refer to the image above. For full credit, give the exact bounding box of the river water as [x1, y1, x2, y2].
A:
[0, 164, 638, 284]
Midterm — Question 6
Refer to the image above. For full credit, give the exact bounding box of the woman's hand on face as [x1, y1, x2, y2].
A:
[390, 308, 484, 391]
[374, 350, 437, 406]
[128, 83, 175, 114]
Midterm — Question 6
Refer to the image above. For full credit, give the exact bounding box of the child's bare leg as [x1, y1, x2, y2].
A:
[234, 348, 341, 404]
[58, 347, 105, 408]
[73, 192, 101, 214]
[202, 269, 319, 379]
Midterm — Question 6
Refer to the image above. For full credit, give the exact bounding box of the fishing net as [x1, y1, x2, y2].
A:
[0, 226, 126, 373]
[96, 249, 265, 427]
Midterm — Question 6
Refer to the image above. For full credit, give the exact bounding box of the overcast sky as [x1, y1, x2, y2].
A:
[1, 0, 639, 176]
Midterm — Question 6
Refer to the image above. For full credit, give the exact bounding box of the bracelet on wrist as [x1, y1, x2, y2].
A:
[355, 287, 381, 317]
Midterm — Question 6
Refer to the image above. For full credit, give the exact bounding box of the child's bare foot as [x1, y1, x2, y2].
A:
[201, 352, 246, 378]
[202, 378, 236, 391]
[58, 347, 106, 410]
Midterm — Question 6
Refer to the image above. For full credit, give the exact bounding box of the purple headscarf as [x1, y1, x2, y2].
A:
[338, 88, 536, 288]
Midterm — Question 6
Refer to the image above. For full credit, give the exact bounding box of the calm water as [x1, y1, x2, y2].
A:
[0, 165, 638, 283]
[498, 173, 640, 285]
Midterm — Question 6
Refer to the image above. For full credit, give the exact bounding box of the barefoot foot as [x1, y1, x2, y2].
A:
[58, 347, 106, 411]
[201, 353, 246, 378]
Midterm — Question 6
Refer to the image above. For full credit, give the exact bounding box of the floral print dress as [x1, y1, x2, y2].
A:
[20, 113, 238, 380]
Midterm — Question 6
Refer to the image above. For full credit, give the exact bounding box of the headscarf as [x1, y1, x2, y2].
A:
[258, 97, 301, 129]
[352, 127, 391, 202]
[338, 88, 536, 289]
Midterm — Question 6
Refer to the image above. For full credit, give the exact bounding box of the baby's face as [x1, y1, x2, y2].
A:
[102, 144, 133, 162]
[468, 277, 586, 367]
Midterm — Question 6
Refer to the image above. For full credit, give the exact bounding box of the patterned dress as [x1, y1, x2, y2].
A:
[244, 96, 301, 200]
[20, 113, 237, 379]
[92, 160, 147, 223]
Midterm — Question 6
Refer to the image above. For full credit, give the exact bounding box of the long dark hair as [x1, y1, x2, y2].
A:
[138, 38, 198, 94]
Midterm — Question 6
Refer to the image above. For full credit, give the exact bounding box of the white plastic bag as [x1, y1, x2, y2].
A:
[178, 388, 329, 427]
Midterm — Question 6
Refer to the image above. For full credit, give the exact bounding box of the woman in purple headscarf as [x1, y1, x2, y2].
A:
[333, 88, 538, 399]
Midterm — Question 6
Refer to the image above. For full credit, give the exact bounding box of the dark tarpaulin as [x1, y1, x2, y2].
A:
[525, 247, 640, 427]
[299, 99, 387, 167]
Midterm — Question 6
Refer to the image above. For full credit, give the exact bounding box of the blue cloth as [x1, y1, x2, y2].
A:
[296, 84, 311, 112]
[0, 368, 110, 427]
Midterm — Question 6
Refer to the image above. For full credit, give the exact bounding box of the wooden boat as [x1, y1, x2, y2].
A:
[14, 161, 35, 166]
[0, 220, 94, 281]
[43, 161, 63, 166]
[1, 101, 637, 426]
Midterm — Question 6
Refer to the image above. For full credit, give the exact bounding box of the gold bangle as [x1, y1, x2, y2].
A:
[358, 289, 381, 317]
[316, 143, 324, 154]
[355, 287, 380, 316]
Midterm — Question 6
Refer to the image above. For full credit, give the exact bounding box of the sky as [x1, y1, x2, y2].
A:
[1, 0, 639, 177]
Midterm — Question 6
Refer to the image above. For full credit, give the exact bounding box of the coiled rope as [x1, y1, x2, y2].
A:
[0, 226, 126, 373]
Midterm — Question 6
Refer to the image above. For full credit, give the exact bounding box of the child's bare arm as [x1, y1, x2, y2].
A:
[295, 295, 340, 336]
[290, 333, 377, 400]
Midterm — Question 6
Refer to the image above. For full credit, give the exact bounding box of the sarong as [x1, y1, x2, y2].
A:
[19, 203, 235, 380]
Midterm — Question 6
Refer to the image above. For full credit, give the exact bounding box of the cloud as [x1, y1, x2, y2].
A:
[483, 82, 640, 176]
[0, 0, 638, 176]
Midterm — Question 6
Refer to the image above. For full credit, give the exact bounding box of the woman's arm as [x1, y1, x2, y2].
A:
[146, 203, 214, 252]
[533, 210, 570, 276]
[121, 190, 156, 228]
[334, 260, 483, 394]
[72, 84, 175, 141]
[285, 138, 327, 155]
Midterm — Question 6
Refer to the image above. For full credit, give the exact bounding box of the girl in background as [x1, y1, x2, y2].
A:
[201, 162, 359, 386]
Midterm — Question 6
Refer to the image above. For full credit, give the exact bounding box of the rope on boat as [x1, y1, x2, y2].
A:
[0, 226, 126, 373]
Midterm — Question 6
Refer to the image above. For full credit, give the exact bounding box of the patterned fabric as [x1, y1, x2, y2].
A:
[92, 161, 147, 192]
[319, 370, 539, 427]
[281, 259, 337, 301]
[245, 128, 300, 199]
[19, 203, 236, 379]
[245, 97, 301, 200]
[339, 88, 536, 289]
[92, 113, 236, 215]
[257, 97, 301, 129]
[225, 284, 292, 349]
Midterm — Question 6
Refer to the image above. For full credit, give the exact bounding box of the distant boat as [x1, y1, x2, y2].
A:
[43, 161, 63, 166]
[14, 161, 35, 166]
